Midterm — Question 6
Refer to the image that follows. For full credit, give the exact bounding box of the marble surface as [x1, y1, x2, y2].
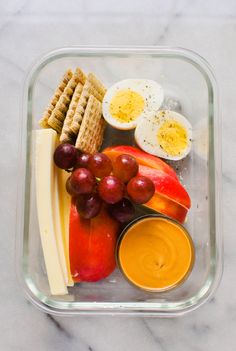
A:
[0, 0, 236, 350]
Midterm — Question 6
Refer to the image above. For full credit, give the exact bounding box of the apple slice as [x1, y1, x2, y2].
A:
[103, 145, 178, 180]
[69, 203, 120, 282]
[138, 165, 191, 209]
[144, 192, 188, 223]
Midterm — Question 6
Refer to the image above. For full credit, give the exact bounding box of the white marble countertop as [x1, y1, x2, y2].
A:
[0, 0, 235, 350]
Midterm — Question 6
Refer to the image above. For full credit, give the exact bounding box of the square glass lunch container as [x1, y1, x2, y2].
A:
[16, 46, 222, 316]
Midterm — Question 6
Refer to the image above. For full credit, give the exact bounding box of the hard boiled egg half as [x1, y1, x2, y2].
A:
[135, 110, 192, 161]
[102, 79, 164, 130]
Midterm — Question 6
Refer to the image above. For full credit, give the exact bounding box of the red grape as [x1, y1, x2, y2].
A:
[65, 176, 77, 196]
[76, 193, 102, 219]
[76, 153, 92, 169]
[98, 175, 125, 204]
[88, 153, 113, 178]
[108, 198, 135, 223]
[113, 154, 139, 183]
[127, 176, 155, 204]
[53, 143, 77, 169]
[70, 168, 96, 195]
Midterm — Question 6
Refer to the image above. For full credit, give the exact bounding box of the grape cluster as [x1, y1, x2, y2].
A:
[53, 144, 155, 222]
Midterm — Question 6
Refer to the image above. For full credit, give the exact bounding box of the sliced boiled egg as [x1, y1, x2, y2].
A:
[102, 79, 164, 130]
[135, 110, 192, 161]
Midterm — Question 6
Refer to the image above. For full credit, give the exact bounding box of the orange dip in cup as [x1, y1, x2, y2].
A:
[117, 216, 194, 291]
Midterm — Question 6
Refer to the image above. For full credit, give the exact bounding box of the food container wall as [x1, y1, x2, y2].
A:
[16, 47, 222, 316]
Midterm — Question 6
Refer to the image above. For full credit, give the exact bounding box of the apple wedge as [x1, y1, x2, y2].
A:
[144, 192, 188, 223]
[69, 203, 120, 282]
[138, 165, 191, 209]
[103, 145, 178, 180]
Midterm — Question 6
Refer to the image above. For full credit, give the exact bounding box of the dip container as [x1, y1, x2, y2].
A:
[16, 46, 222, 316]
[116, 215, 195, 292]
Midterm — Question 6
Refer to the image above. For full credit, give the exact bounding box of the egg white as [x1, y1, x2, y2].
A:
[135, 110, 192, 161]
[102, 79, 164, 130]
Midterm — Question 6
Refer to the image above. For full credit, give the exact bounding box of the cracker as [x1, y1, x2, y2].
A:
[60, 82, 83, 143]
[47, 116, 64, 134]
[75, 67, 87, 86]
[87, 72, 106, 97]
[48, 68, 86, 133]
[70, 75, 106, 136]
[75, 95, 106, 154]
[39, 69, 73, 128]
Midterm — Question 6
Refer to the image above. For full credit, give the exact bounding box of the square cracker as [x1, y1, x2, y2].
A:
[60, 82, 84, 143]
[75, 95, 106, 154]
[70, 73, 106, 136]
[39, 69, 73, 128]
[48, 67, 86, 133]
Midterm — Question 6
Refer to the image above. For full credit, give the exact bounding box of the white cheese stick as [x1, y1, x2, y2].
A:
[57, 169, 74, 286]
[35, 129, 68, 295]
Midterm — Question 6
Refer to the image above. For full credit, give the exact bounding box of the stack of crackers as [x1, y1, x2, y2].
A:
[39, 68, 106, 154]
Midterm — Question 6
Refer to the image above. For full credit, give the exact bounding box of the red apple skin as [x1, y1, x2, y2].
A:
[138, 165, 191, 209]
[69, 202, 120, 282]
[103, 145, 178, 180]
[144, 192, 188, 224]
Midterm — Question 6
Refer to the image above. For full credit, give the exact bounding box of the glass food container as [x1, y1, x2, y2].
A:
[16, 46, 222, 316]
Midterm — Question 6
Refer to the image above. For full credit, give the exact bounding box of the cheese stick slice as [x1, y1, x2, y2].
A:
[57, 169, 74, 286]
[35, 129, 68, 295]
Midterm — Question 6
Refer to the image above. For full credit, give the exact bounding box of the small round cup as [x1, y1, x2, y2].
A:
[116, 214, 195, 292]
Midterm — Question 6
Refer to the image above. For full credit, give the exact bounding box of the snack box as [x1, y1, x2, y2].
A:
[16, 47, 222, 316]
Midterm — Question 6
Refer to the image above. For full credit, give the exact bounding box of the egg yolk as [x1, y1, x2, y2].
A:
[109, 89, 145, 123]
[157, 120, 188, 156]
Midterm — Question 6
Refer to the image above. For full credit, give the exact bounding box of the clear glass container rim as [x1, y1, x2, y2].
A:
[15, 45, 223, 317]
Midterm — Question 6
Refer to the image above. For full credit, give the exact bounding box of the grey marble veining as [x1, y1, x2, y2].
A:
[0, 0, 236, 350]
